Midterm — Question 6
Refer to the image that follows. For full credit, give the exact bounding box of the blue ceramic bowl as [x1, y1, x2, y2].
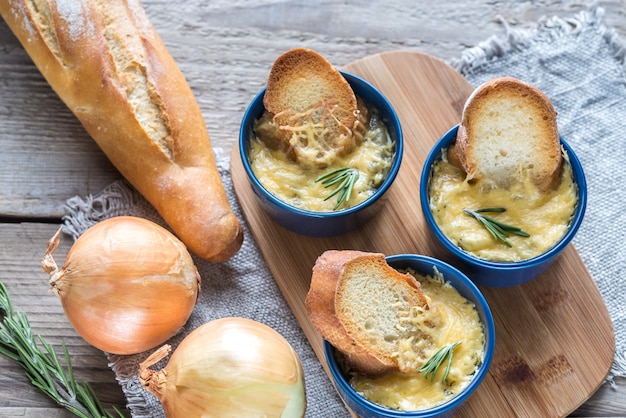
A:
[239, 71, 403, 237]
[324, 254, 495, 418]
[420, 125, 587, 287]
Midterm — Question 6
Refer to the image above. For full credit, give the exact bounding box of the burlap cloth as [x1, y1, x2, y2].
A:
[62, 4, 625, 417]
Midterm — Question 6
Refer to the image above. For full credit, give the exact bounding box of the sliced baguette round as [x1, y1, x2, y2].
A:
[306, 250, 431, 376]
[262, 48, 360, 165]
[455, 77, 562, 191]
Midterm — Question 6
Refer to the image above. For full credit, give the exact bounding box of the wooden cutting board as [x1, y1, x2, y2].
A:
[230, 50, 615, 417]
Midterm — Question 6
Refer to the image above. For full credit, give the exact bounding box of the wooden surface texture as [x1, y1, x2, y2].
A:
[1, 0, 625, 416]
[231, 50, 615, 417]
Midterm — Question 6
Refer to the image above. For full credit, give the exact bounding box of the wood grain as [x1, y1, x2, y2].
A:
[0, 223, 124, 415]
[1, 0, 624, 219]
[230, 50, 615, 417]
[1, 1, 624, 416]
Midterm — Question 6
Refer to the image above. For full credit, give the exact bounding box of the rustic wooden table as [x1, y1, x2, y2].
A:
[1, 1, 624, 416]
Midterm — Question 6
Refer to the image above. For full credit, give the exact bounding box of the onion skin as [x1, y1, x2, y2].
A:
[139, 317, 307, 418]
[42, 216, 200, 355]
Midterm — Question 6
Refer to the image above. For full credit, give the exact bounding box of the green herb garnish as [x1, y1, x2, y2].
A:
[419, 341, 462, 382]
[315, 167, 359, 210]
[463, 207, 530, 247]
[0, 281, 125, 417]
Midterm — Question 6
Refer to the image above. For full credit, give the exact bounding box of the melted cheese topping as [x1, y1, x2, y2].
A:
[248, 108, 394, 212]
[428, 151, 578, 262]
[348, 270, 485, 411]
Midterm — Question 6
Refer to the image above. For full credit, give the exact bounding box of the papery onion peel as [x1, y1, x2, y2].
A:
[139, 317, 307, 417]
[41, 216, 201, 355]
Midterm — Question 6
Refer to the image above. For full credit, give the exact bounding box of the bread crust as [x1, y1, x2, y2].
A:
[262, 48, 360, 166]
[1, 0, 243, 262]
[455, 77, 562, 191]
[306, 250, 392, 375]
[306, 250, 430, 377]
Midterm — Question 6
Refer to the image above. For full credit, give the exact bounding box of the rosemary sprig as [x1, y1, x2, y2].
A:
[315, 167, 359, 210]
[463, 207, 530, 247]
[419, 341, 462, 382]
[0, 280, 125, 418]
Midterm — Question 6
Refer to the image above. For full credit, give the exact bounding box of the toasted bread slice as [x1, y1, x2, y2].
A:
[455, 77, 562, 191]
[262, 48, 360, 166]
[306, 250, 434, 376]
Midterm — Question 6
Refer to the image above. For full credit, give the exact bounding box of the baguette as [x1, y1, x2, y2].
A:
[0, 0, 243, 262]
[454, 76, 562, 191]
[306, 250, 433, 376]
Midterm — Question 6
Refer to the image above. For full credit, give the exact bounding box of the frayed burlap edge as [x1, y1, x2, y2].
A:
[450, 2, 626, 385]
[60, 5, 626, 415]
[450, 3, 625, 75]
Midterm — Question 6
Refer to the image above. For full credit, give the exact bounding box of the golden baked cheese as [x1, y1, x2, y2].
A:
[249, 106, 394, 212]
[428, 149, 578, 262]
[348, 269, 485, 410]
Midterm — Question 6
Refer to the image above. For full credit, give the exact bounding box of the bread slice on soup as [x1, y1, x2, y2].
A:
[262, 48, 365, 166]
[454, 76, 562, 191]
[306, 250, 435, 377]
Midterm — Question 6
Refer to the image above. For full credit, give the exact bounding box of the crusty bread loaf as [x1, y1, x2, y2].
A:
[306, 250, 433, 376]
[454, 76, 562, 191]
[0, 0, 243, 262]
[262, 48, 362, 166]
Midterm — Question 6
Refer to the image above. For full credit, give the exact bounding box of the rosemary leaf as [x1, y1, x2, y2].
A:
[419, 341, 462, 382]
[315, 167, 359, 210]
[463, 207, 530, 247]
[0, 280, 125, 418]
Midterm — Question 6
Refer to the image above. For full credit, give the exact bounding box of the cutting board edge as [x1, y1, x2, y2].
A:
[229, 49, 614, 418]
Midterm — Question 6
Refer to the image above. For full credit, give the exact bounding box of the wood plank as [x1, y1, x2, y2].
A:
[0, 223, 126, 416]
[1, 0, 625, 219]
[4, 223, 619, 416]
[1, 1, 625, 416]
[230, 50, 615, 417]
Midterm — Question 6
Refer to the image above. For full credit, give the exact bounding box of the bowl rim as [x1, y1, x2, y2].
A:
[419, 124, 588, 271]
[238, 70, 404, 218]
[324, 253, 496, 417]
